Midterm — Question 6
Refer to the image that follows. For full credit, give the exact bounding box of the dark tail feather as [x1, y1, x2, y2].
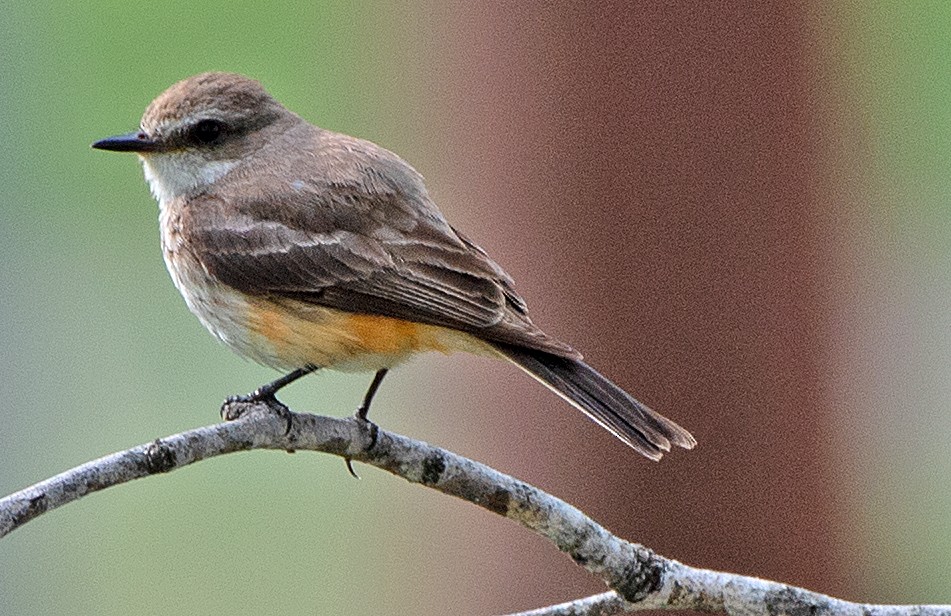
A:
[495, 344, 696, 461]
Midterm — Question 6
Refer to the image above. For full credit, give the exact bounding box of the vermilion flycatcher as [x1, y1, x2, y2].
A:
[92, 73, 695, 460]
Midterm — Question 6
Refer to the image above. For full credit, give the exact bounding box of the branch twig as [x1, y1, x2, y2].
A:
[1, 401, 948, 616]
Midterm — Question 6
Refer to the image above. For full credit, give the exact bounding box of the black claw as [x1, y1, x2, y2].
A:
[344, 458, 360, 479]
[267, 397, 294, 435]
[365, 420, 380, 451]
[221, 391, 293, 434]
[225, 392, 257, 405]
[220, 366, 319, 428]
[342, 413, 380, 478]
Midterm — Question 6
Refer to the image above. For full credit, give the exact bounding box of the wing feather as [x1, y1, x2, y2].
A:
[179, 133, 578, 358]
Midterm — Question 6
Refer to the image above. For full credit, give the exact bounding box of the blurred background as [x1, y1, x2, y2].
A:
[2, 2, 950, 614]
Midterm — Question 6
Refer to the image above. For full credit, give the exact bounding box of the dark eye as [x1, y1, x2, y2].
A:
[191, 119, 223, 145]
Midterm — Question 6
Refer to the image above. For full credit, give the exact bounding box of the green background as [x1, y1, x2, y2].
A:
[0, 3, 466, 614]
[829, 3, 951, 597]
[3, 2, 951, 614]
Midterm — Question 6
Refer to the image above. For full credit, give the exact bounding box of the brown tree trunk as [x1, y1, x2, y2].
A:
[428, 2, 845, 612]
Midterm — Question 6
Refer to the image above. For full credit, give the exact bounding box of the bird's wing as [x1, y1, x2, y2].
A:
[180, 163, 578, 358]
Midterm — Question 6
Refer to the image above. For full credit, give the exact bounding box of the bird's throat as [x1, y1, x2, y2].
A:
[141, 153, 239, 205]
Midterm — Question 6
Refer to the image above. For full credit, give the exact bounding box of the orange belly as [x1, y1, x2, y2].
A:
[244, 296, 493, 371]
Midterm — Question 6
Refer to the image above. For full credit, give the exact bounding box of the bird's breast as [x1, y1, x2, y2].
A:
[159, 204, 263, 363]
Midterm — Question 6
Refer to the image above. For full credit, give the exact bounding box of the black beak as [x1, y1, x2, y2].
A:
[91, 131, 161, 153]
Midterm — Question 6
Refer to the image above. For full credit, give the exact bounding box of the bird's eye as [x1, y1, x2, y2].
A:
[191, 119, 224, 145]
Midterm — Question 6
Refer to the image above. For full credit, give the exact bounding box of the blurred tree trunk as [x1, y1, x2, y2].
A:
[434, 2, 844, 611]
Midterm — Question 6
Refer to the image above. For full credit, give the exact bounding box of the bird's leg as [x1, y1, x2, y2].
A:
[346, 368, 388, 478]
[250, 365, 321, 400]
[222, 364, 320, 433]
[356, 368, 389, 422]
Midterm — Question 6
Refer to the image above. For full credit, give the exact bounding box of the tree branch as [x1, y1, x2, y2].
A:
[1, 400, 948, 616]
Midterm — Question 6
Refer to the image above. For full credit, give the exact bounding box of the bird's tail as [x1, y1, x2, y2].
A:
[494, 344, 695, 461]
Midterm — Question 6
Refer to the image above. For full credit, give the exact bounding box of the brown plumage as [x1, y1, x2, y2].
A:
[93, 72, 695, 460]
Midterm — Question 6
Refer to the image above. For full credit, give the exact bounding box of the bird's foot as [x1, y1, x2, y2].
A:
[344, 410, 379, 479]
[221, 389, 293, 435]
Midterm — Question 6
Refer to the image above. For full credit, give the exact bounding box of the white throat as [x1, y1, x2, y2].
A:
[141, 152, 239, 206]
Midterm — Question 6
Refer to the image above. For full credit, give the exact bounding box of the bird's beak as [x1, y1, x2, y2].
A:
[91, 131, 161, 153]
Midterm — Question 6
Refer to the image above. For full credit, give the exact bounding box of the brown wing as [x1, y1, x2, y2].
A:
[180, 137, 579, 358]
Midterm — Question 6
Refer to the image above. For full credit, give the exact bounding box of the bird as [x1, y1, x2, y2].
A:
[92, 72, 695, 461]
